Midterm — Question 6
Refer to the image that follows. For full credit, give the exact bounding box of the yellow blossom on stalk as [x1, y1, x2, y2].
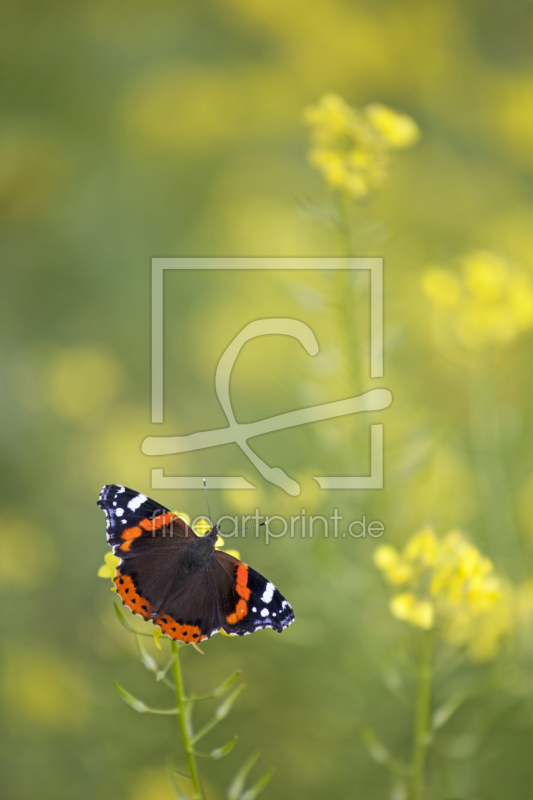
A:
[390, 593, 434, 630]
[374, 527, 511, 660]
[97, 551, 119, 580]
[97, 551, 120, 591]
[304, 94, 420, 199]
[373, 544, 414, 585]
[422, 250, 533, 350]
[193, 516, 212, 537]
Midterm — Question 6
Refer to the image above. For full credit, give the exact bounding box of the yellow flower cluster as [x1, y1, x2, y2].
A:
[304, 94, 420, 199]
[374, 528, 510, 660]
[422, 250, 533, 349]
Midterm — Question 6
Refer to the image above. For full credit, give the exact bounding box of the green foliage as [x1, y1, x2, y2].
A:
[111, 613, 272, 800]
[227, 752, 274, 800]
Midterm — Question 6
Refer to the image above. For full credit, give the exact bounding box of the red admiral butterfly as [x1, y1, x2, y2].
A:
[97, 485, 295, 643]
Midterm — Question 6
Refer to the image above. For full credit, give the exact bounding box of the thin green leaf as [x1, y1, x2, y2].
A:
[193, 685, 245, 743]
[191, 716, 219, 745]
[156, 657, 176, 682]
[114, 603, 133, 632]
[227, 752, 260, 800]
[360, 726, 409, 776]
[240, 769, 274, 800]
[192, 684, 244, 744]
[213, 670, 241, 698]
[145, 708, 179, 715]
[113, 681, 147, 713]
[432, 694, 466, 731]
[215, 685, 245, 721]
[390, 776, 407, 800]
[153, 628, 162, 650]
[167, 765, 194, 800]
[113, 682, 178, 716]
[136, 635, 158, 672]
[211, 736, 238, 760]
[186, 671, 240, 703]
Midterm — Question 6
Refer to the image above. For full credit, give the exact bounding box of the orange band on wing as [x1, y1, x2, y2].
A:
[139, 513, 177, 532]
[227, 563, 249, 624]
[226, 599, 248, 625]
[154, 614, 207, 643]
[120, 526, 143, 551]
[114, 572, 155, 619]
[114, 570, 208, 643]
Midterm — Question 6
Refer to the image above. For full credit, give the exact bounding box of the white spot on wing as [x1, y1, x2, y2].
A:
[252, 607, 257, 613]
[128, 494, 147, 511]
[260, 608, 269, 617]
[261, 582, 275, 604]
[115, 508, 124, 517]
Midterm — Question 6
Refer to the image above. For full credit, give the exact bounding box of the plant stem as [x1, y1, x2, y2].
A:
[408, 629, 434, 800]
[467, 349, 523, 577]
[335, 194, 366, 394]
[171, 641, 204, 800]
[336, 191, 353, 259]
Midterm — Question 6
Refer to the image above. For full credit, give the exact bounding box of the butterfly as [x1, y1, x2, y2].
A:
[97, 485, 294, 643]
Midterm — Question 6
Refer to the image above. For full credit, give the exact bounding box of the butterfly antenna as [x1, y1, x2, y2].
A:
[202, 478, 212, 526]
[220, 521, 266, 535]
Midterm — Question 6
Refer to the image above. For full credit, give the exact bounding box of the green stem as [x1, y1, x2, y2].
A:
[171, 642, 204, 800]
[336, 194, 365, 396]
[467, 349, 523, 577]
[336, 191, 353, 259]
[408, 629, 434, 800]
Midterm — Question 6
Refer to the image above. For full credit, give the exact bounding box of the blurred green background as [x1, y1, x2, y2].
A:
[2, 1, 533, 799]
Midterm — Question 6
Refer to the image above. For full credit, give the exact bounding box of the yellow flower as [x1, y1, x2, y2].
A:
[97, 552, 119, 580]
[193, 517, 211, 537]
[464, 251, 507, 303]
[375, 527, 510, 659]
[189, 516, 240, 558]
[304, 94, 419, 199]
[421, 269, 461, 308]
[390, 593, 434, 630]
[364, 103, 420, 149]
[422, 250, 533, 350]
[403, 527, 438, 567]
[373, 545, 413, 585]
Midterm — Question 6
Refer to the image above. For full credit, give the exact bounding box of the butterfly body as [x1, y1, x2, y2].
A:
[176, 528, 218, 574]
[97, 485, 294, 643]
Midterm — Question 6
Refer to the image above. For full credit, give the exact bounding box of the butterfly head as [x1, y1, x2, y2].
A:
[197, 524, 219, 546]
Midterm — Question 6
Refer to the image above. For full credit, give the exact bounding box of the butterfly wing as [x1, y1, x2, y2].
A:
[98, 484, 196, 557]
[214, 551, 295, 635]
[99, 485, 208, 642]
[114, 556, 221, 643]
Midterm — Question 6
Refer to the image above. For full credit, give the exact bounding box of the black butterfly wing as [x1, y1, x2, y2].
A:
[98, 484, 196, 557]
[114, 555, 221, 643]
[213, 551, 295, 636]
[99, 485, 207, 642]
